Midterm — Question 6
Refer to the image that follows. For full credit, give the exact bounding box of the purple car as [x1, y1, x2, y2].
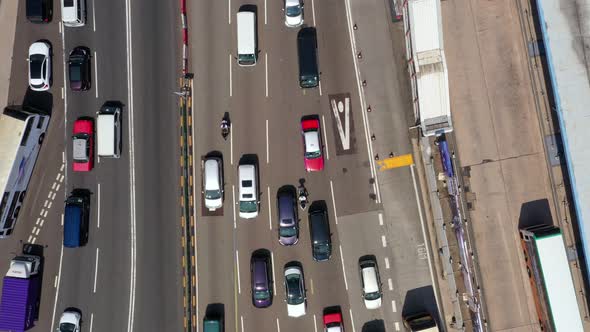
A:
[277, 189, 299, 245]
[251, 251, 272, 308]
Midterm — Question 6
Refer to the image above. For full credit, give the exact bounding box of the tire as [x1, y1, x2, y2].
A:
[18, 191, 26, 203]
[38, 133, 45, 145]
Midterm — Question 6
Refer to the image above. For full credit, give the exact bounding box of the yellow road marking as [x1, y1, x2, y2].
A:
[376, 154, 414, 170]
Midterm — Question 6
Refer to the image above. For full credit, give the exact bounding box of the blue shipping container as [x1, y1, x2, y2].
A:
[0, 276, 40, 332]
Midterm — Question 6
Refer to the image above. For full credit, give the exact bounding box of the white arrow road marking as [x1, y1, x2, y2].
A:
[330, 97, 351, 150]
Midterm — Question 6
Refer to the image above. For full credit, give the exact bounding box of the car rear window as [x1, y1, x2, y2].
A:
[242, 180, 252, 187]
[64, 0, 74, 6]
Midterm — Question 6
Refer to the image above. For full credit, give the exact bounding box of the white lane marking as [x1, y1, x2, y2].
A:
[379, 212, 384, 225]
[339, 245, 349, 290]
[229, 54, 233, 97]
[228, 0, 232, 24]
[97, 183, 101, 228]
[97, 155, 100, 164]
[395, 322, 400, 331]
[392, 300, 397, 312]
[90, 313, 94, 332]
[343, 0, 381, 203]
[329, 181, 338, 224]
[381, 235, 387, 247]
[34, 227, 40, 236]
[322, 115, 329, 160]
[266, 119, 269, 164]
[61, 213, 64, 226]
[276, 318, 280, 332]
[54, 275, 58, 288]
[31, 237, 36, 244]
[61, 87, 64, 99]
[267, 186, 272, 230]
[60, 163, 65, 172]
[271, 251, 277, 294]
[40, 219, 45, 227]
[59, 21, 62, 33]
[236, 250, 241, 294]
[27, 235, 32, 242]
[410, 164, 440, 312]
[311, 0, 317, 26]
[36, 217, 42, 225]
[310, 278, 314, 294]
[42, 210, 48, 218]
[93, 248, 100, 293]
[52, 182, 57, 190]
[232, 185, 237, 228]
[265, 53, 269, 97]
[318, 80, 322, 96]
[349, 309, 357, 332]
[230, 122, 234, 165]
[32, 226, 38, 234]
[61, 19, 68, 184]
[92, 0, 96, 31]
[47, 201, 52, 209]
[125, 0, 138, 327]
[240, 316, 244, 332]
[55, 183, 61, 192]
[313, 314, 318, 332]
[50, 245, 64, 330]
[388, 278, 393, 291]
[94, 51, 99, 98]
[264, 0, 267, 24]
[384, 257, 390, 269]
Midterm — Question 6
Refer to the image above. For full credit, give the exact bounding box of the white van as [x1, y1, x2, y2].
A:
[236, 11, 257, 66]
[238, 164, 258, 219]
[97, 103, 121, 158]
[61, 0, 86, 27]
[203, 157, 223, 211]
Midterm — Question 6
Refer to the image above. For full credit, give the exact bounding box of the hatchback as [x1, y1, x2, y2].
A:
[58, 310, 81, 332]
[284, 264, 306, 317]
[72, 118, 94, 172]
[203, 157, 223, 211]
[301, 117, 324, 172]
[284, 0, 303, 27]
[68, 46, 91, 91]
[277, 189, 298, 245]
[28, 42, 51, 91]
[359, 257, 382, 309]
[251, 251, 273, 308]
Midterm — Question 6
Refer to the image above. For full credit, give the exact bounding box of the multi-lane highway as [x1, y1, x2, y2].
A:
[191, 1, 437, 331]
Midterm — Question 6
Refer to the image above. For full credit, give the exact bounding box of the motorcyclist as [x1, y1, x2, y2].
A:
[220, 119, 229, 130]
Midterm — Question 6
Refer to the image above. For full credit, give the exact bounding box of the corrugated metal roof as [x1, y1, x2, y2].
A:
[0, 113, 25, 194]
[408, 0, 443, 53]
[537, 0, 590, 282]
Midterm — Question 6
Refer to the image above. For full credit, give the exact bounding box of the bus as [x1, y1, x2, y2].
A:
[0, 106, 50, 238]
[520, 225, 583, 331]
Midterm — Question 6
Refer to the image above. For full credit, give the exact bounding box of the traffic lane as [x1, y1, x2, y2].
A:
[337, 210, 405, 331]
[130, 0, 184, 329]
[196, 215, 236, 332]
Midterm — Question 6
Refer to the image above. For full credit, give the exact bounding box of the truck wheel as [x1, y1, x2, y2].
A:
[38, 133, 45, 145]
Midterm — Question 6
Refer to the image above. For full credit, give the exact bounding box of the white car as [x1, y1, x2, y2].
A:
[284, 265, 306, 317]
[238, 164, 258, 219]
[284, 0, 303, 27]
[359, 257, 382, 309]
[28, 42, 51, 91]
[58, 310, 81, 332]
[203, 157, 223, 211]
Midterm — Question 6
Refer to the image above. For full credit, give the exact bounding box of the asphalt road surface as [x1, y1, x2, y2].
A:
[190, 1, 435, 332]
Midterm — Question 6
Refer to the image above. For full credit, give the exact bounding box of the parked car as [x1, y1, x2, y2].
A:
[277, 188, 298, 245]
[68, 46, 91, 91]
[284, 264, 306, 317]
[283, 0, 303, 27]
[359, 256, 382, 309]
[28, 42, 51, 91]
[250, 250, 273, 308]
[323, 309, 344, 332]
[72, 118, 94, 172]
[58, 310, 81, 332]
[301, 117, 324, 172]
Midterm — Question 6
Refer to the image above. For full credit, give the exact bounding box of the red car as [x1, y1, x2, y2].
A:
[72, 118, 94, 172]
[301, 117, 324, 172]
[323, 310, 344, 332]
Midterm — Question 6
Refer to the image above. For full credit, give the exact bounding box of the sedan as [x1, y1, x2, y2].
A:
[284, 264, 306, 317]
[58, 310, 81, 332]
[284, 0, 303, 27]
[301, 117, 324, 172]
[323, 310, 344, 332]
[68, 46, 91, 91]
[28, 41, 51, 91]
[72, 118, 94, 172]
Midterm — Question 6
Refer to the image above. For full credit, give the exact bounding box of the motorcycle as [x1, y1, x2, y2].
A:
[298, 186, 308, 210]
[221, 120, 230, 140]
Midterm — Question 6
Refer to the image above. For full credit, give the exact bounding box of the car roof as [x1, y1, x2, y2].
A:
[238, 164, 256, 198]
[361, 265, 379, 293]
[285, 0, 301, 5]
[73, 119, 93, 133]
[72, 138, 88, 160]
[252, 258, 269, 288]
[204, 159, 220, 190]
[278, 193, 295, 222]
[301, 118, 319, 131]
[310, 209, 329, 241]
[323, 312, 342, 325]
[304, 131, 320, 153]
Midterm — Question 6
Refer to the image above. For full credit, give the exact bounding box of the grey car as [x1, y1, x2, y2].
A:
[277, 188, 298, 245]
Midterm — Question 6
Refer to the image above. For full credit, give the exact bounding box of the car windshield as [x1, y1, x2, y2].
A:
[30, 55, 44, 79]
[286, 275, 303, 304]
[314, 242, 330, 254]
[286, 5, 301, 16]
[254, 289, 270, 300]
[205, 189, 221, 200]
[239, 200, 257, 213]
[365, 291, 381, 301]
[326, 322, 342, 328]
[69, 64, 81, 82]
[59, 323, 77, 332]
[279, 225, 297, 237]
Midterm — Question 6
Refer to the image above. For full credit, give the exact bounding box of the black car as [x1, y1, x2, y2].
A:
[68, 47, 91, 91]
[26, 0, 52, 23]
[309, 204, 331, 261]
